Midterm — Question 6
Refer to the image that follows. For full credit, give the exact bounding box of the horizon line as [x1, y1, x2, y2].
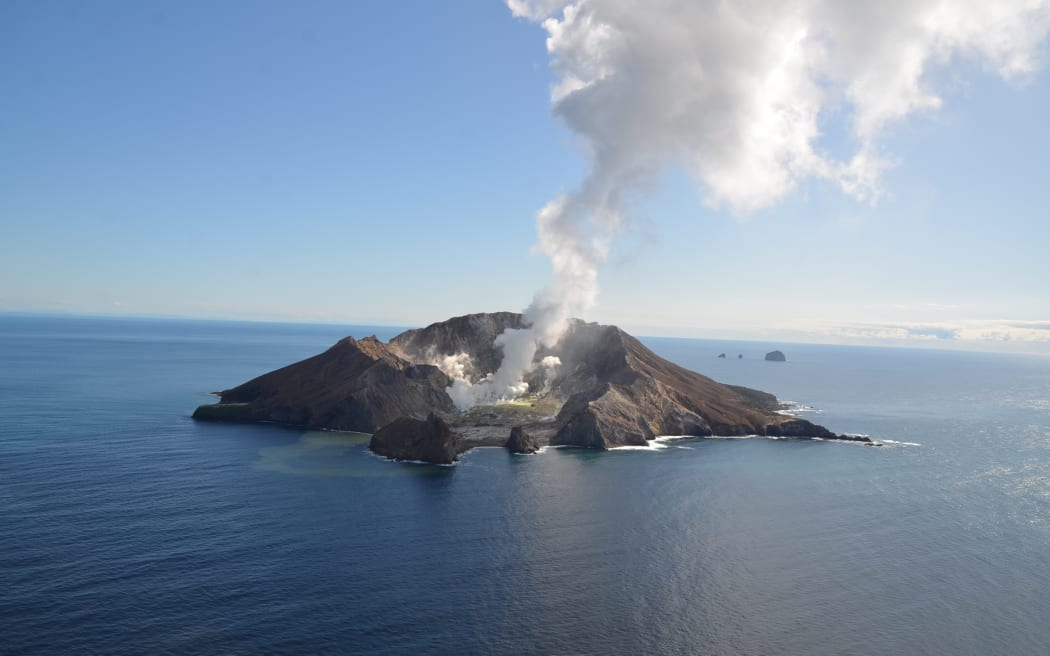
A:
[3, 309, 1049, 358]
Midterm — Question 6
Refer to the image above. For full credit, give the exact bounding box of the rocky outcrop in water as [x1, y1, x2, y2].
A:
[506, 426, 540, 454]
[369, 413, 460, 464]
[765, 350, 787, 362]
[765, 419, 872, 443]
[194, 312, 866, 461]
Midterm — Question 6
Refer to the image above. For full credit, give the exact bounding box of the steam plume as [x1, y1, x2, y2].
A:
[452, 0, 1050, 408]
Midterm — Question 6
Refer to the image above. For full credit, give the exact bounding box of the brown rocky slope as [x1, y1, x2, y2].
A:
[192, 335, 453, 432]
[193, 312, 869, 462]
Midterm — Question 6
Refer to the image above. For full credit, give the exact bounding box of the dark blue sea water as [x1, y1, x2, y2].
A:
[2, 316, 1049, 655]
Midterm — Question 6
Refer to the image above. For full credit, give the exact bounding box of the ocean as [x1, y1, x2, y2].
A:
[1, 315, 1048, 655]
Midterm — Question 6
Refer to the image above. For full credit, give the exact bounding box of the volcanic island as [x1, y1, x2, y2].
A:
[193, 312, 871, 463]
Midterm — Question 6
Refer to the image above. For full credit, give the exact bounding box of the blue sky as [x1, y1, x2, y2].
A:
[3, 1, 1049, 352]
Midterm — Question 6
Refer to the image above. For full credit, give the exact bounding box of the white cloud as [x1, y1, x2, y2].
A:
[515, 0, 1050, 213]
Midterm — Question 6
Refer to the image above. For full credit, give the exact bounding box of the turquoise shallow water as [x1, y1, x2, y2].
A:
[1, 315, 1049, 655]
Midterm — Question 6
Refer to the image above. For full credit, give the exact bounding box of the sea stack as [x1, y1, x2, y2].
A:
[506, 426, 540, 454]
[369, 413, 460, 464]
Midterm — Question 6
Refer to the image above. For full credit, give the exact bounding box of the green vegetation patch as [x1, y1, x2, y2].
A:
[192, 402, 254, 422]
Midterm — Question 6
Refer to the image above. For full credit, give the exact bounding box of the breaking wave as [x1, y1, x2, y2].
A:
[777, 401, 822, 416]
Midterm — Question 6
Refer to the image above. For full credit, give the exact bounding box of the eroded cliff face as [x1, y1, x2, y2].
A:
[390, 312, 525, 377]
[193, 312, 867, 462]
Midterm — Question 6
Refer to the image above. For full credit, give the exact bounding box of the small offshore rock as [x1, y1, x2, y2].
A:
[765, 419, 873, 444]
[506, 426, 540, 454]
[369, 413, 460, 464]
[765, 350, 787, 362]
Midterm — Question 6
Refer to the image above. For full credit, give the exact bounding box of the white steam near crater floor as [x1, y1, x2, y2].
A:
[437, 348, 563, 411]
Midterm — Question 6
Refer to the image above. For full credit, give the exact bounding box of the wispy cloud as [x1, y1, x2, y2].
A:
[880, 302, 963, 312]
[814, 319, 1050, 344]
